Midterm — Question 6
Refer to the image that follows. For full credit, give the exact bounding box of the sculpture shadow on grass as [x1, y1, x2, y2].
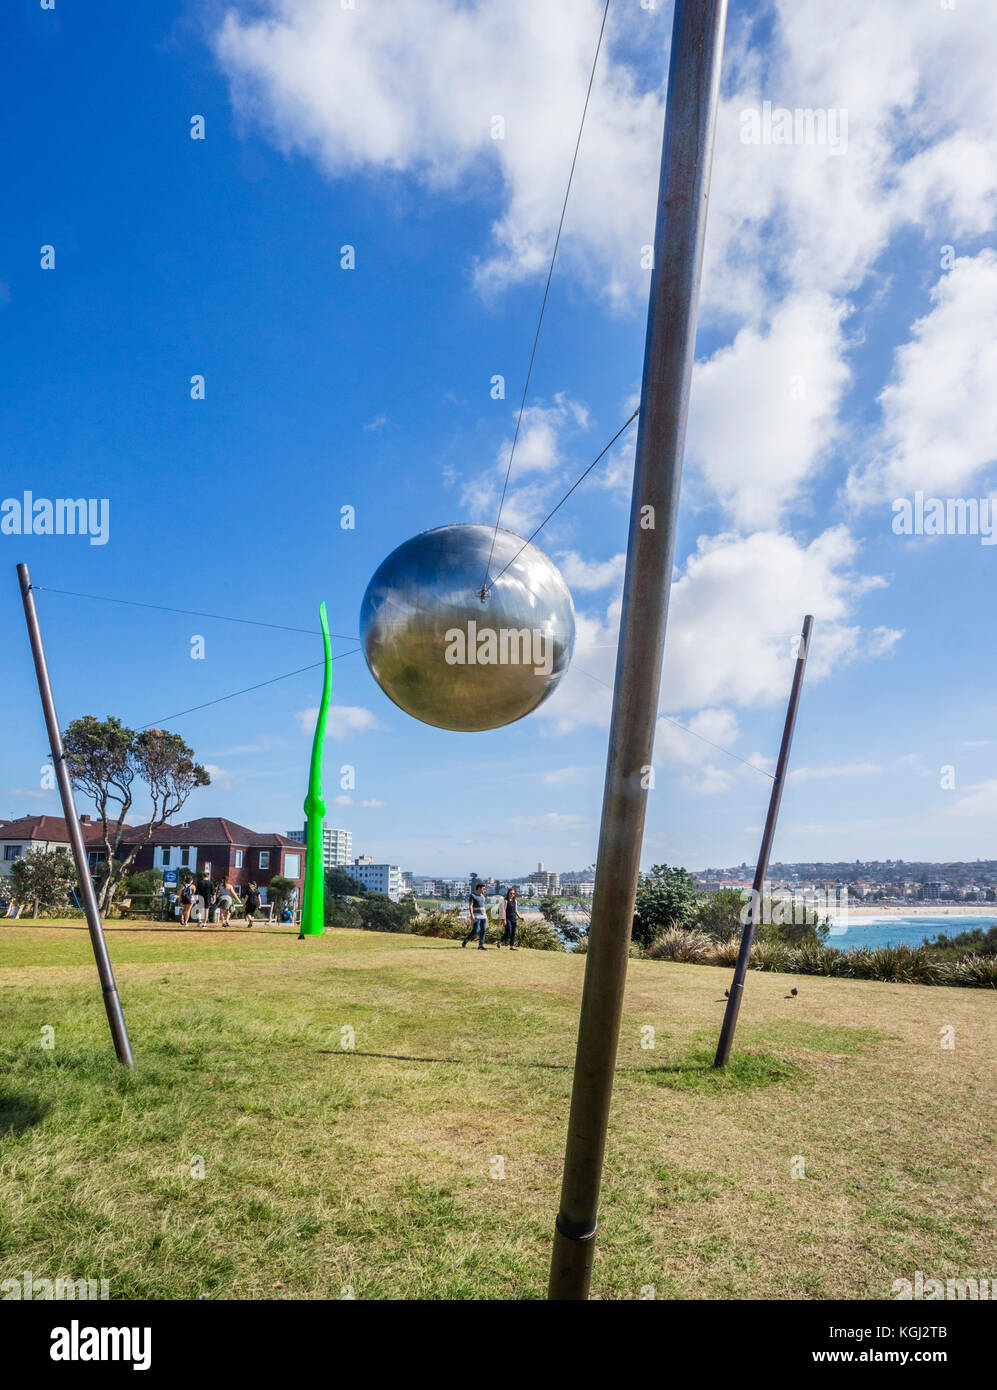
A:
[0, 1091, 50, 1136]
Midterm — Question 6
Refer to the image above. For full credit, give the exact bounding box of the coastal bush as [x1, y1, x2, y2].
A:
[707, 935, 741, 966]
[647, 927, 714, 963]
[788, 942, 844, 976]
[412, 909, 465, 939]
[509, 918, 565, 952]
[941, 954, 997, 988]
[844, 944, 941, 984]
[747, 940, 792, 972]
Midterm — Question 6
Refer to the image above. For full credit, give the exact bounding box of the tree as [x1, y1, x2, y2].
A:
[325, 866, 367, 897]
[694, 887, 747, 940]
[9, 847, 79, 918]
[632, 863, 698, 947]
[62, 716, 209, 912]
[267, 875, 297, 911]
[539, 895, 584, 945]
[357, 892, 416, 934]
[121, 868, 164, 900]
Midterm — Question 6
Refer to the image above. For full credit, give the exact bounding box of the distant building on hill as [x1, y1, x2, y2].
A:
[351, 858, 403, 902]
[286, 823, 352, 868]
[530, 862, 561, 895]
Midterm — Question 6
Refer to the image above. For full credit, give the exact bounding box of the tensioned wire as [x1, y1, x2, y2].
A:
[482, 0, 612, 594]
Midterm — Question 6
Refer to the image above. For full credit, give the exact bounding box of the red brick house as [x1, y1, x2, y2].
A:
[0, 814, 111, 881]
[121, 817, 305, 903]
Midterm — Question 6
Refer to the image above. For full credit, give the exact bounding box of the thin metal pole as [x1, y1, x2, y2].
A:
[16, 563, 135, 1067]
[548, 0, 728, 1300]
[714, 614, 813, 1069]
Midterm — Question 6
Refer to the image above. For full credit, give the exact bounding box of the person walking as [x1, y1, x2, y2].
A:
[195, 872, 215, 929]
[244, 881, 262, 927]
[462, 883, 488, 950]
[500, 887, 519, 950]
[178, 876, 196, 926]
[217, 878, 237, 928]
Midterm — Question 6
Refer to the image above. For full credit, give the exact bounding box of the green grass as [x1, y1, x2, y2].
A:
[1, 923, 993, 1300]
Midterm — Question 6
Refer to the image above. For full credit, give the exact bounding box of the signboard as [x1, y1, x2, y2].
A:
[163, 868, 178, 887]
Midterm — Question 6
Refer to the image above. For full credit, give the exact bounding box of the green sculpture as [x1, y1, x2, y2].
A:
[299, 601, 331, 937]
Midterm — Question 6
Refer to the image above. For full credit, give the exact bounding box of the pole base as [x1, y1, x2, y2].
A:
[548, 1218, 598, 1300]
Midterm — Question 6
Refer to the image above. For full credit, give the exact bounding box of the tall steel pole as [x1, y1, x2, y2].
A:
[16, 563, 135, 1067]
[714, 614, 813, 1068]
[548, 0, 728, 1300]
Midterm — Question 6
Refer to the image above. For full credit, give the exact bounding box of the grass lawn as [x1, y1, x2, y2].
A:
[1, 922, 993, 1300]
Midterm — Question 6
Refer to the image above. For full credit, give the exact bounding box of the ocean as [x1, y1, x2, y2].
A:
[825, 914, 997, 952]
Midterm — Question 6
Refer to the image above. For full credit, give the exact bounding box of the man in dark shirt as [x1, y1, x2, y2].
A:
[195, 873, 215, 928]
[462, 884, 488, 950]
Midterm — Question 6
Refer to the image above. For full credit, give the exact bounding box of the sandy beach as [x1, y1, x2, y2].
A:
[834, 905, 997, 919]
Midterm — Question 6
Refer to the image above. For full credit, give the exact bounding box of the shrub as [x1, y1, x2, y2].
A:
[647, 927, 714, 963]
[788, 942, 844, 976]
[325, 896, 362, 929]
[709, 935, 742, 966]
[747, 940, 792, 972]
[357, 893, 416, 934]
[509, 918, 565, 952]
[844, 944, 942, 984]
[412, 909, 465, 940]
[940, 954, 997, 988]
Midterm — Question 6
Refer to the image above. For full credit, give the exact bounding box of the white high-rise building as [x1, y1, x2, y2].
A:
[285, 824, 353, 868]
[350, 859, 403, 902]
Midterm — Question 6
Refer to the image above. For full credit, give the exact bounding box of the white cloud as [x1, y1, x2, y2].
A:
[460, 395, 590, 531]
[655, 708, 740, 768]
[541, 766, 587, 786]
[297, 705, 383, 737]
[687, 293, 851, 527]
[213, 0, 664, 310]
[789, 762, 882, 783]
[510, 811, 588, 829]
[556, 550, 626, 592]
[360, 798, 386, 808]
[212, 0, 997, 324]
[847, 251, 997, 504]
[539, 526, 897, 731]
[203, 763, 235, 790]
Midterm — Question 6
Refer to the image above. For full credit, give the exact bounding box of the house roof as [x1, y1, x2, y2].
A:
[121, 816, 300, 849]
[0, 814, 110, 845]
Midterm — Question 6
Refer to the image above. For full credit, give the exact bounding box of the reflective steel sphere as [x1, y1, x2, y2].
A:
[360, 524, 576, 732]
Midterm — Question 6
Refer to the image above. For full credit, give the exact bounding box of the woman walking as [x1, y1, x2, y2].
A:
[501, 887, 519, 950]
[244, 881, 262, 927]
[217, 878, 237, 928]
[178, 876, 196, 926]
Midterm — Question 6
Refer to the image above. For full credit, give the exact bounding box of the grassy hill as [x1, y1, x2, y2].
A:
[1, 923, 993, 1300]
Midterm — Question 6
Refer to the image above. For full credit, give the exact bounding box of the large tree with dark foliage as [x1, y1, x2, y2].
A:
[61, 715, 209, 911]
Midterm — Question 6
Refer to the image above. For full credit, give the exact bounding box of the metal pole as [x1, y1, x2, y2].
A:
[714, 614, 813, 1068]
[548, 0, 728, 1300]
[16, 563, 135, 1067]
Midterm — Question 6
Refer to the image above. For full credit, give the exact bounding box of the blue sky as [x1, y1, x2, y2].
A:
[4, 0, 997, 876]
